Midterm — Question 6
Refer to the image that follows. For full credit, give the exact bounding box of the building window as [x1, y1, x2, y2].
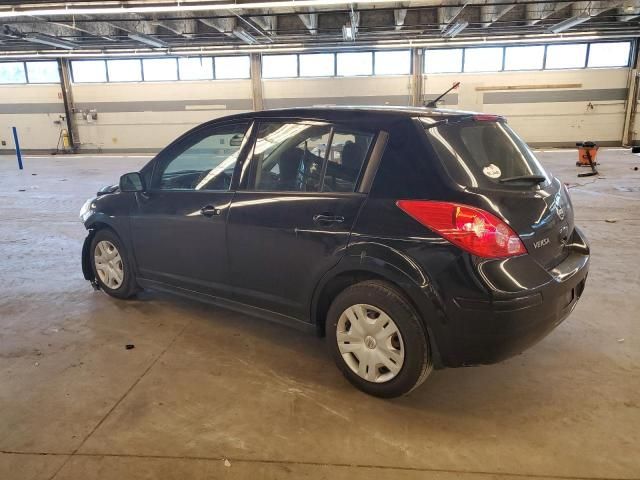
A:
[215, 56, 250, 79]
[262, 54, 298, 78]
[142, 58, 178, 81]
[26, 61, 60, 83]
[464, 47, 504, 72]
[337, 52, 373, 76]
[107, 59, 142, 82]
[587, 42, 631, 68]
[71, 60, 107, 83]
[0, 62, 26, 84]
[424, 49, 463, 74]
[299, 53, 335, 77]
[178, 57, 213, 80]
[545, 43, 587, 69]
[374, 50, 411, 75]
[504, 45, 545, 71]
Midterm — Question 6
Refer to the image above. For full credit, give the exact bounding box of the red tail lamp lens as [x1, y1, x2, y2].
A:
[396, 200, 527, 258]
[473, 114, 502, 122]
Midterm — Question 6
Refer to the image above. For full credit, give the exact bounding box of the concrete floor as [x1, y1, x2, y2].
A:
[0, 149, 639, 480]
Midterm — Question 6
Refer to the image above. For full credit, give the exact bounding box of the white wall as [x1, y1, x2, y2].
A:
[423, 68, 630, 146]
[0, 84, 65, 151]
[262, 75, 413, 109]
[0, 65, 636, 152]
[71, 79, 253, 152]
[261, 68, 631, 147]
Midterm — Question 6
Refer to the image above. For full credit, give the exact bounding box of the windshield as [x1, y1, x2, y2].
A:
[421, 118, 548, 188]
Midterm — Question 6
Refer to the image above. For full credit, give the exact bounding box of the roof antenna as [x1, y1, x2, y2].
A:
[425, 82, 460, 108]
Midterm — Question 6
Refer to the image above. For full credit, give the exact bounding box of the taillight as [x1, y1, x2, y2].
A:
[396, 200, 527, 258]
[473, 114, 502, 122]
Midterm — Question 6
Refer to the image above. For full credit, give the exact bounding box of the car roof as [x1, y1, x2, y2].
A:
[220, 105, 478, 124]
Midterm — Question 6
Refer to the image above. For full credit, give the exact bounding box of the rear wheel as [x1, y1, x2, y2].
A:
[90, 229, 137, 299]
[326, 280, 432, 398]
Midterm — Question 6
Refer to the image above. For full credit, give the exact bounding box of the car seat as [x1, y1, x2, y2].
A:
[340, 141, 365, 184]
[278, 148, 303, 190]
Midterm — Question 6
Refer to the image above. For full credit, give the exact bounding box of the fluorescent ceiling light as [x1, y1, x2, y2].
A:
[128, 33, 168, 48]
[442, 21, 468, 38]
[342, 24, 357, 41]
[0, 0, 403, 18]
[232, 27, 258, 45]
[25, 33, 77, 49]
[342, 9, 359, 41]
[548, 12, 591, 33]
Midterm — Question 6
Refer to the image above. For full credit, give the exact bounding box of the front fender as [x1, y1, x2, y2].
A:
[83, 210, 125, 232]
[80, 199, 135, 285]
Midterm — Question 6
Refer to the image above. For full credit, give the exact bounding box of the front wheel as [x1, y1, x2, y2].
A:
[326, 280, 432, 398]
[90, 229, 137, 299]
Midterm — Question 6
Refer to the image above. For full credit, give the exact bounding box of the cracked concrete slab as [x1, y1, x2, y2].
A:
[0, 149, 639, 479]
[0, 452, 68, 480]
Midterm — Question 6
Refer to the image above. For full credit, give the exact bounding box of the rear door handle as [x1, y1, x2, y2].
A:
[200, 205, 221, 217]
[313, 214, 345, 225]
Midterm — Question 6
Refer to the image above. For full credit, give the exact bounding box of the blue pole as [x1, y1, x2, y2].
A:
[12, 127, 23, 170]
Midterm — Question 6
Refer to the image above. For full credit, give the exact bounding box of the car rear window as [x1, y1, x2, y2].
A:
[421, 118, 548, 188]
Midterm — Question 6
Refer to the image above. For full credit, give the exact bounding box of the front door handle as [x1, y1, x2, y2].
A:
[200, 205, 221, 217]
[313, 214, 345, 225]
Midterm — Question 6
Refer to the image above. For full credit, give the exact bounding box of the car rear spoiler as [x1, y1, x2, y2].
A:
[421, 114, 505, 130]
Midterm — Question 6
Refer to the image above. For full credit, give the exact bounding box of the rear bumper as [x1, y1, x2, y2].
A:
[435, 229, 590, 367]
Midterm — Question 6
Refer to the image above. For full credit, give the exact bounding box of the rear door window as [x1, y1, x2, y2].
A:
[422, 118, 548, 188]
[251, 122, 332, 192]
[249, 121, 374, 193]
[322, 129, 374, 192]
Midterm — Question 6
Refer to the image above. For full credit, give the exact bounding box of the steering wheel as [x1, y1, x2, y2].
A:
[192, 170, 232, 190]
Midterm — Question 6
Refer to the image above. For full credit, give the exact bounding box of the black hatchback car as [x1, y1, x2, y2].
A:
[80, 106, 589, 397]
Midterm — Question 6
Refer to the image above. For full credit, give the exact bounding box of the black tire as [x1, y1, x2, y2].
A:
[326, 280, 432, 398]
[90, 228, 138, 299]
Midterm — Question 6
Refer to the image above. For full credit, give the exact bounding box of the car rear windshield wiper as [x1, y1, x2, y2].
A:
[499, 175, 546, 184]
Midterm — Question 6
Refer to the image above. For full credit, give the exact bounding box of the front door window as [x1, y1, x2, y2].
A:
[155, 123, 248, 191]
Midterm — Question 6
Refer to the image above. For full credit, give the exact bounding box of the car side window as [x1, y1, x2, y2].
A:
[156, 123, 248, 191]
[322, 129, 374, 192]
[251, 122, 332, 192]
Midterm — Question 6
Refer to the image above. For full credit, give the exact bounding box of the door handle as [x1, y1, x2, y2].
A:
[313, 214, 345, 225]
[200, 205, 221, 217]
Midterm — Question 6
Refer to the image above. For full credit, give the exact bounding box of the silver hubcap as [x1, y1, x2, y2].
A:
[336, 304, 405, 383]
[94, 240, 124, 290]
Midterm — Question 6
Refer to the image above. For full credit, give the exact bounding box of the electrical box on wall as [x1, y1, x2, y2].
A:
[81, 109, 98, 123]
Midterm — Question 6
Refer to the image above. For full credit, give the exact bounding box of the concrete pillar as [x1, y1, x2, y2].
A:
[250, 53, 264, 111]
[57, 59, 78, 150]
[623, 38, 640, 146]
[411, 48, 424, 107]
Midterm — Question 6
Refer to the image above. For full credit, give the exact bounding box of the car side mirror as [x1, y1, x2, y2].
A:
[119, 172, 146, 193]
[229, 133, 245, 147]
